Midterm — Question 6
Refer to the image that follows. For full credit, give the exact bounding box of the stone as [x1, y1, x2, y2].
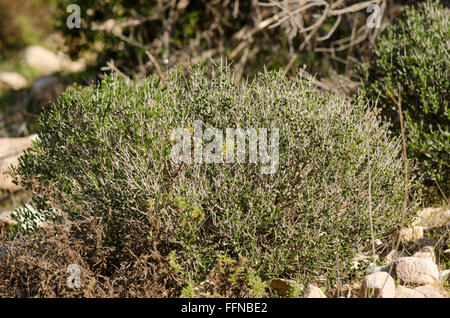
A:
[25, 46, 62, 75]
[374, 239, 383, 248]
[304, 284, 326, 298]
[413, 246, 436, 263]
[0, 72, 28, 90]
[0, 134, 38, 191]
[395, 286, 425, 298]
[28, 76, 72, 113]
[395, 257, 439, 285]
[359, 272, 395, 298]
[413, 285, 444, 298]
[24, 45, 86, 75]
[438, 270, 450, 284]
[398, 226, 424, 244]
[416, 207, 450, 230]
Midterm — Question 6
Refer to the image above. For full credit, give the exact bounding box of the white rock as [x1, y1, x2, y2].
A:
[395, 257, 439, 285]
[416, 207, 450, 229]
[359, 272, 395, 298]
[374, 239, 383, 248]
[304, 284, 326, 298]
[395, 286, 425, 298]
[59, 56, 86, 73]
[398, 226, 424, 244]
[413, 246, 436, 263]
[414, 285, 444, 298]
[24, 46, 86, 75]
[25, 45, 62, 74]
[0, 72, 28, 90]
[0, 134, 38, 191]
[439, 270, 450, 284]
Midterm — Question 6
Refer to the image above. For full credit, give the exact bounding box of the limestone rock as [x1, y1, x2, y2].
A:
[395, 257, 439, 285]
[413, 285, 444, 298]
[24, 45, 86, 75]
[395, 286, 425, 298]
[304, 284, 326, 298]
[413, 246, 436, 263]
[438, 270, 450, 284]
[25, 46, 62, 75]
[28, 76, 72, 113]
[398, 226, 424, 244]
[359, 272, 395, 298]
[0, 134, 38, 191]
[416, 207, 450, 230]
[0, 72, 28, 90]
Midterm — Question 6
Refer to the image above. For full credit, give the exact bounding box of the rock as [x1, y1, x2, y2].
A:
[394, 257, 439, 285]
[28, 76, 72, 113]
[438, 270, 450, 284]
[398, 226, 424, 244]
[25, 46, 62, 75]
[413, 246, 436, 263]
[413, 285, 444, 298]
[192, 280, 214, 297]
[416, 207, 450, 230]
[24, 45, 86, 75]
[395, 286, 426, 298]
[304, 284, 326, 298]
[0, 134, 38, 191]
[269, 279, 292, 297]
[0, 72, 28, 90]
[359, 272, 395, 298]
[60, 56, 86, 73]
[385, 250, 408, 265]
[374, 239, 383, 248]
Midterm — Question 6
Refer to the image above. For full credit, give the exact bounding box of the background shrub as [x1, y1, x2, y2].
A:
[0, 0, 57, 60]
[360, 1, 450, 198]
[54, 0, 408, 82]
[14, 65, 421, 289]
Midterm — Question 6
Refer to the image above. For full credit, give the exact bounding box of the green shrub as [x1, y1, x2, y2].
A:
[360, 0, 450, 197]
[15, 65, 421, 286]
